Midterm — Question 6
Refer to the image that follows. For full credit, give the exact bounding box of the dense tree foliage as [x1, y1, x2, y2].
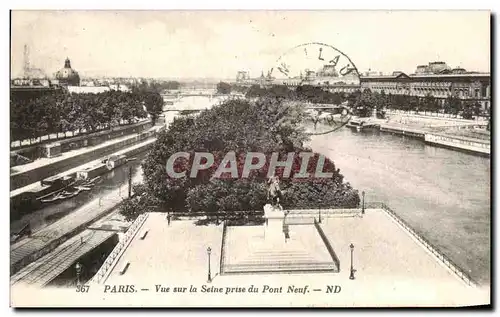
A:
[129, 79, 181, 94]
[245, 84, 348, 105]
[216, 82, 232, 94]
[120, 184, 162, 222]
[142, 92, 164, 125]
[225, 83, 486, 119]
[120, 97, 360, 220]
[10, 90, 148, 142]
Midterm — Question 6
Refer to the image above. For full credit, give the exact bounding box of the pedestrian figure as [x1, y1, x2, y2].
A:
[167, 212, 171, 226]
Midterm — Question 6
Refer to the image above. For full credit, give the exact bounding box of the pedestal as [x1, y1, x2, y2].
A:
[263, 204, 285, 241]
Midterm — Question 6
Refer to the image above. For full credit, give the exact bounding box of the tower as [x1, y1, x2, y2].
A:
[23, 44, 30, 77]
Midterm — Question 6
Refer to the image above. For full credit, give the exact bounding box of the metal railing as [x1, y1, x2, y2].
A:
[368, 202, 477, 287]
[89, 213, 149, 284]
[286, 208, 361, 216]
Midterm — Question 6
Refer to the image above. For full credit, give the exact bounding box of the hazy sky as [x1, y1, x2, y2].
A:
[11, 10, 490, 79]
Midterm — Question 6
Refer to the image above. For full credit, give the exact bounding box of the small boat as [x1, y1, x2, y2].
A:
[58, 188, 81, 200]
[126, 157, 137, 162]
[347, 119, 380, 132]
[75, 186, 92, 191]
[104, 155, 128, 170]
[40, 194, 65, 203]
[83, 176, 101, 185]
[37, 178, 78, 202]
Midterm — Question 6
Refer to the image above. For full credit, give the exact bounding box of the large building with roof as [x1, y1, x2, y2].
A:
[54, 58, 81, 86]
[359, 62, 491, 111]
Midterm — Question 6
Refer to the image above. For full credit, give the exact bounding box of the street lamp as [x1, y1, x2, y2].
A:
[361, 191, 365, 215]
[207, 247, 212, 283]
[349, 244, 356, 280]
[319, 199, 323, 223]
[75, 262, 82, 286]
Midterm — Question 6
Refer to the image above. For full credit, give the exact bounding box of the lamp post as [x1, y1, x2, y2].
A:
[349, 244, 356, 280]
[319, 199, 323, 223]
[75, 262, 82, 286]
[207, 247, 212, 283]
[361, 191, 365, 215]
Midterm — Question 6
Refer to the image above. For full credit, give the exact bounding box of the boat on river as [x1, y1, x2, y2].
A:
[346, 119, 380, 132]
[39, 176, 100, 203]
[14, 155, 126, 211]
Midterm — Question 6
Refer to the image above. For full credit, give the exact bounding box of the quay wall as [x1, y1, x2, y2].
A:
[12, 121, 152, 159]
[10, 130, 156, 191]
[424, 133, 490, 156]
[11, 199, 127, 275]
[377, 124, 489, 156]
[379, 125, 425, 139]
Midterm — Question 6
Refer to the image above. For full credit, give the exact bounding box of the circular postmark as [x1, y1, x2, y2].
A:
[268, 42, 361, 134]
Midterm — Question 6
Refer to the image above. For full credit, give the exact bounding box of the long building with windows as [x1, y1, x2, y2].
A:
[359, 62, 491, 111]
[233, 61, 491, 111]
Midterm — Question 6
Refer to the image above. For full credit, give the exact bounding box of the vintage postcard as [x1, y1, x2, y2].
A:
[9, 10, 491, 308]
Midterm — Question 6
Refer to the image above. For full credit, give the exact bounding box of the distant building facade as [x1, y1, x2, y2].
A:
[360, 62, 491, 111]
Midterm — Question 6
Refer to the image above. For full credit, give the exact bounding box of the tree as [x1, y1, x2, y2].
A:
[421, 93, 440, 113]
[10, 90, 149, 143]
[444, 96, 463, 116]
[131, 97, 360, 221]
[217, 82, 232, 94]
[143, 92, 164, 125]
[119, 184, 162, 221]
[462, 101, 482, 120]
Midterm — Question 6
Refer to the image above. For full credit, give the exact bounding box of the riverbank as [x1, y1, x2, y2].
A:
[307, 126, 490, 285]
[10, 168, 144, 275]
[10, 126, 157, 191]
[347, 116, 490, 156]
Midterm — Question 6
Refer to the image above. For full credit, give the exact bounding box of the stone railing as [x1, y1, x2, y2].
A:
[314, 218, 341, 272]
[89, 213, 149, 284]
[219, 221, 227, 275]
[285, 208, 361, 216]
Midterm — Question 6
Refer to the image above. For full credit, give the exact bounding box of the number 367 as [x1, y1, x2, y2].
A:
[76, 285, 90, 293]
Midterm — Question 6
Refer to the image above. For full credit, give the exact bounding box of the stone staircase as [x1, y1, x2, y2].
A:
[221, 225, 339, 274]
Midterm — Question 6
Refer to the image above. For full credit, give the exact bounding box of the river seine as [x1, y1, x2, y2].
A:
[308, 124, 490, 285]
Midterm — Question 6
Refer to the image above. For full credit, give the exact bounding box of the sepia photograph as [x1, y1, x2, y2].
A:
[8, 10, 491, 308]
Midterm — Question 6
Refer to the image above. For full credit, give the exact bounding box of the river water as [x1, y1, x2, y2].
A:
[307, 124, 491, 285]
[10, 152, 147, 235]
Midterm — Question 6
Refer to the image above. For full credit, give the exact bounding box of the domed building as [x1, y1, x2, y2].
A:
[55, 58, 80, 86]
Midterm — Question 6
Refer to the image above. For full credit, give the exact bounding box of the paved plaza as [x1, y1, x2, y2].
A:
[11, 209, 489, 307]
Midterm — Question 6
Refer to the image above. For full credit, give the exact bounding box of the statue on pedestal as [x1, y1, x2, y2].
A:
[267, 176, 283, 209]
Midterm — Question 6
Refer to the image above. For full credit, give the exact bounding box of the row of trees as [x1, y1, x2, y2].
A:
[216, 82, 486, 119]
[10, 89, 165, 143]
[129, 80, 181, 94]
[120, 97, 360, 221]
[352, 90, 484, 119]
